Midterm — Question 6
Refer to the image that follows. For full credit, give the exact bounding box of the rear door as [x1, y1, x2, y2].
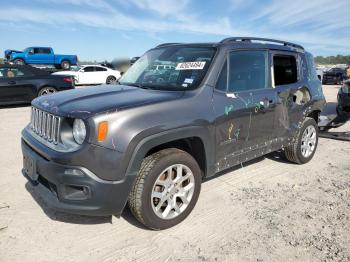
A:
[34, 48, 54, 64]
[79, 66, 95, 84]
[95, 66, 108, 84]
[270, 51, 304, 141]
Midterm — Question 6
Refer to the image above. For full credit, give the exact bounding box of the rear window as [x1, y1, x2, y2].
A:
[273, 55, 298, 85]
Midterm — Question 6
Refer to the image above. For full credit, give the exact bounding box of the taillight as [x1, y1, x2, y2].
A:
[63, 77, 73, 83]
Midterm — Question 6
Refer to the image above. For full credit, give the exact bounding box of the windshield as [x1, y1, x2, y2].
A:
[72, 66, 82, 71]
[119, 46, 216, 90]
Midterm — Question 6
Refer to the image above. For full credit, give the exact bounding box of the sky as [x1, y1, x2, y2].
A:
[0, 0, 349, 61]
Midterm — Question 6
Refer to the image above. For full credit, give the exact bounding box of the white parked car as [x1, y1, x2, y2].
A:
[52, 65, 121, 85]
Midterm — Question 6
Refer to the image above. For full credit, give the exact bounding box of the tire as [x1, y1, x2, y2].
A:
[38, 86, 57, 96]
[106, 76, 117, 84]
[128, 148, 202, 230]
[284, 117, 318, 164]
[336, 105, 343, 116]
[60, 60, 70, 70]
[13, 58, 25, 65]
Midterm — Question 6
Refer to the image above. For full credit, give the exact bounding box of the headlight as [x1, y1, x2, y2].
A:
[72, 119, 86, 144]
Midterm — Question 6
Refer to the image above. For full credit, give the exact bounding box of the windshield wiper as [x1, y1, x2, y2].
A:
[120, 82, 152, 89]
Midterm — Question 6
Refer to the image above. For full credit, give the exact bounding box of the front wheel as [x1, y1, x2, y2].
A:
[38, 86, 57, 96]
[13, 58, 25, 65]
[284, 117, 318, 164]
[106, 76, 117, 84]
[128, 148, 202, 230]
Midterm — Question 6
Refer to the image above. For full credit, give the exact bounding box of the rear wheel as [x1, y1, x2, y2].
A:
[284, 117, 318, 164]
[38, 86, 57, 96]
[13, 58, 25, 65]
[60, 60, 70, 70]
[106, 76, 117, 84]
[128, 148, 202, 230]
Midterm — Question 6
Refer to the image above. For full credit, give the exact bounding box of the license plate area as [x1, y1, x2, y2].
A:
[23, 152, 38, 181]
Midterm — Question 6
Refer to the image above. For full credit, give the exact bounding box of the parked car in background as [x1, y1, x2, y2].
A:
[0, 65, 74, 105]
[5, 47, 78, 70]
[322, 67, 348, 85]
[130, 56, 140, 66]
[22, 37, 325, 229]
[337, 80, 350, 114]
[52, 65, 121, 85]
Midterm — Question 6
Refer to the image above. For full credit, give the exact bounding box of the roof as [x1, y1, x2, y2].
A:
[155, 36, 305, 53]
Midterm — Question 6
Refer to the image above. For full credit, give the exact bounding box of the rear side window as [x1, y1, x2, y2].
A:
[228, 50, 268, 92]
[84, 67, 95, 72]
[273, 55, 298, 85]
[34, 48, 51, 54]
[95, 67, 107, 72]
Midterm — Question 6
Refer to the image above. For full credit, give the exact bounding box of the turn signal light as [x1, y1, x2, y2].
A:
[97, 121, 108, 142]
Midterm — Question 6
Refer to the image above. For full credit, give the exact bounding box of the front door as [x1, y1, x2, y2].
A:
[213, 50, 276, 172]
[0, 67, 34, 103]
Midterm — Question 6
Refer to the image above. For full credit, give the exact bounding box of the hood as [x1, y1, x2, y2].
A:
[32, 85, 184, 119]
[4, 49, 22, 58]
[4, 49, 22, 55]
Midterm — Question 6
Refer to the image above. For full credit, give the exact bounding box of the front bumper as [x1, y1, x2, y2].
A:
[21, 139, 135, 216]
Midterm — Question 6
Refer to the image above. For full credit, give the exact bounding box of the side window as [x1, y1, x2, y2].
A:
[228, 50, 268, 92]
[41, 48, 51, 54]
[83, 67, 95, 72]
[0, 68, 26, 78]
[95, 67, 107, 72]
[273, 55, 298, 85]
[33, 48, 40, 54]
[215, 60, 227, 91]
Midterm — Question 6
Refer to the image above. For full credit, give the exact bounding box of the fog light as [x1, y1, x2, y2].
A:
[64, 169, 84, 177]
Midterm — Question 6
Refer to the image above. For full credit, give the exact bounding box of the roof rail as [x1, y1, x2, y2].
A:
[156, 43, 182, 48]
[220, 37, 304, 50]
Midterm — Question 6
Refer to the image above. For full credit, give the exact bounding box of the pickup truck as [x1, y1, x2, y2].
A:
[5, 47, 78, 70]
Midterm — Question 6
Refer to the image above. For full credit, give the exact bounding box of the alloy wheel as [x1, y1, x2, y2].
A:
[151, 164, 195, 220]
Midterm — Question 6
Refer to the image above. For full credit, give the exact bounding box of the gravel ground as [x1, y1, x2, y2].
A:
[0, 85, 349, 262]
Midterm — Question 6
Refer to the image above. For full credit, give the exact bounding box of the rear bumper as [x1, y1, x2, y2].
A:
[21, 139, 135, 216]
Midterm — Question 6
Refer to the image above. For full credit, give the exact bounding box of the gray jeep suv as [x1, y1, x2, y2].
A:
[21, 37, 325, 229]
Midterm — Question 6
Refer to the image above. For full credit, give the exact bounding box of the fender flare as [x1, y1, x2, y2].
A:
[124, 126, 214, 178]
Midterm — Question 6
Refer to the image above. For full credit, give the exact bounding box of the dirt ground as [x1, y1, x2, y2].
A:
[0, 85, 349, 262]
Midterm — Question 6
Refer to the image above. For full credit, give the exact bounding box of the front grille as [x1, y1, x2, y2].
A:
[30, 107, 61, 144]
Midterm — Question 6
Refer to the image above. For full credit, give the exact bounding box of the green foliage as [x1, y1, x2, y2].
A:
[315, 55, 350, 65]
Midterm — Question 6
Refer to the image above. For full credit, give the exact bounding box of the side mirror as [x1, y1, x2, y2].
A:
[28, 50, 34, 55]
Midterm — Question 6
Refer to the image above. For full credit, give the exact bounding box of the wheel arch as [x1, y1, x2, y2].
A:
[125, 127, 214, 179]
[37, 85, 57, 96]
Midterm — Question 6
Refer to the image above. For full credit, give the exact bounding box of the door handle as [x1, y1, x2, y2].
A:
[8, 80, 16, 85]
[259, 98, 273, 108]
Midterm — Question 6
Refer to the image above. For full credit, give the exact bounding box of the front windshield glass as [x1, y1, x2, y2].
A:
[119, 46, 216, 90]
[72, 66, 82, 71]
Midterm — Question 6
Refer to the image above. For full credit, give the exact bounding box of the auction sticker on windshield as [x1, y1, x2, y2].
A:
[176, 61, 206, 70]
